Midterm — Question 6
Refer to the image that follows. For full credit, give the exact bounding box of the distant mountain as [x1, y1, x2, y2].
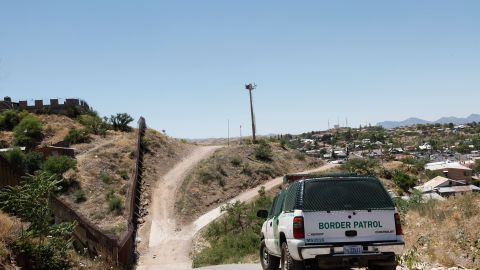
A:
[377, 114, 480, 129]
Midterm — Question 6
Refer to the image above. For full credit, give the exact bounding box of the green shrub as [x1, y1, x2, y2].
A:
[0, 140, 9, 148]
[64, 128, 90, 145]
[254, 141, 273, 161]
[2, 147, 24, 167]
[42, 155, 76, 177]
[141, 137, 151, 151]
[341, 158, 379, 175]
[107, 192, 124, 215]
[73, 189, 87, 203]
[117, 170, 129, 180]
[109, 113, 133, 132]
[393, 170, 417, 192]
[230, 157, 242, 167]
[280, 139, 288, 149]
[23, 151, 44, 173]
[2, 148, 43, 173]
[100, 172, 113, 184]
[13, 115, 43, 148]
[77, 114, 109, 136]
[0, 109, 20, 130]
[192, 189, 273, 267]
[472, 179, 480, 187]
[0, 172, 75, 270]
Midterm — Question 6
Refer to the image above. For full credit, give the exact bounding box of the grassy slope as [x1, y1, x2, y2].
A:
[402, 193, 480, 268]
[175, 143, 322, 224]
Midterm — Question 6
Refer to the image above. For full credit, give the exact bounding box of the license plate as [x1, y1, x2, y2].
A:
[343, 245, 363, 254]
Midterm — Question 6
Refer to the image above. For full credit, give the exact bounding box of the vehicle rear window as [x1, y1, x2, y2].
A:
[302, 178, 395, 211]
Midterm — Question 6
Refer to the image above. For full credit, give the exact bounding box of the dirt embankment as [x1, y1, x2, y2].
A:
[175, 143, 323, 224]
[59, 129, 137, 236]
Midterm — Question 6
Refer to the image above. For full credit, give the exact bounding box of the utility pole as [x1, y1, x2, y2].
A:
[245, 83, 257, 143]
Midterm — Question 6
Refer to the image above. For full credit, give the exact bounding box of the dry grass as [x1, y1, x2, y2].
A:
[175, 143, 322, 224]
[403, 193, 480, 268]
[59, 130, 137, 237]
[37, 114, 83, 146]
[0, 211, 20, 270]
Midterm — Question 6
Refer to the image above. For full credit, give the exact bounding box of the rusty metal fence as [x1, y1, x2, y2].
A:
[1, 117, 147, 269]
[51, 117, 146, 269]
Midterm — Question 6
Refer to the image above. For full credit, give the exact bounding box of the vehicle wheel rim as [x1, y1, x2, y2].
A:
[262, 246, 269, 266]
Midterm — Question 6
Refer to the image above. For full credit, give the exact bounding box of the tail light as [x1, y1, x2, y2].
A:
[394, 213, 403, 235]
[293, 216, 304, 239]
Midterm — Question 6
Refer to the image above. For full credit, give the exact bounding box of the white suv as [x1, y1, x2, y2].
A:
[257, 174, 404, 270]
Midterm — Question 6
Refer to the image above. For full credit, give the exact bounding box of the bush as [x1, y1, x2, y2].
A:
[2, 147, 24, 168]
[117, 170, 129, 180]
[230, 157, 242, 167]
[13, 115, 43, 148]
[23, 151, 44, 174]
[100, 172, 113, 184]
[106, 191, 124, 215]
[254, 141, 273, 161]
[341, 158, 379, 175]
[0, 109, 20, 131]
[73, 189, 86, 203]
[42, 156, 76, 178]
[192, 188, 272, 267]
[0, 140, 9, 148]
[393, 170, 417, 192]
[0, 172, 75, 270]
[64, 128, 90, 145]
[2, 148, 43, 174]
[109, 113, 133, 132]
[77, 114, 109, 136]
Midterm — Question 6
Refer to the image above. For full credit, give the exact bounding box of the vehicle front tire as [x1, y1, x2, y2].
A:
[281, 242, 304, 270]
[260, 240, 280, 270]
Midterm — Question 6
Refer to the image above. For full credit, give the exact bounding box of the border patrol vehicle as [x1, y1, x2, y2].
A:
[257, 174, 404, 270]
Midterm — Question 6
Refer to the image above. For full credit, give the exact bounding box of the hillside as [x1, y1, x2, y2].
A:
[175, 142, 323, 224]
[402, 193, 480, 269]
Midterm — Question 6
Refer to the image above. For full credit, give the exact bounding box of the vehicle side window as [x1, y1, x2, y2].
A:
[268, 194, 279, 218]
[272, 190, 286, 217]
[284, 182, 299, 212]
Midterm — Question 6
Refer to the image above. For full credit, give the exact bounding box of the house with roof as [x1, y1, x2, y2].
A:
[424, 161, 473, 182]
[415, 176, 480, 197]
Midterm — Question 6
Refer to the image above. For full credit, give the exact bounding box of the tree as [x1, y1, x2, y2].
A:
[13, 115, 43, 148]
[0, 172, 75, 269]
[393, 170, 417, 192]
[0, 109, 20, 130]
[110, 113, 134, 132]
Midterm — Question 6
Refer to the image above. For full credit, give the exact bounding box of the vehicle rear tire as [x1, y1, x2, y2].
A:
[260, 240, 280, 270]
[281, 242, 304, 270]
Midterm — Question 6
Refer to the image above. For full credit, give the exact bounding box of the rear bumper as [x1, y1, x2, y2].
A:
[287, 239, 404, 261]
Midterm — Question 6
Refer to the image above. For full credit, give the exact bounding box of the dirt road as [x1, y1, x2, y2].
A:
[137, 145, 222, 270]
[137, 149, 337, 270]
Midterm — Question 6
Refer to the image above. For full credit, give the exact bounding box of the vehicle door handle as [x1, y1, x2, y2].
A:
[269, 221, 272, 227]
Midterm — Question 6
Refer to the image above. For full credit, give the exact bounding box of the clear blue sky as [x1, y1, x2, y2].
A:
[1, 1, 479, 138]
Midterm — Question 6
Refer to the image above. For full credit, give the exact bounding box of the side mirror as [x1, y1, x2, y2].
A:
[257, 210, 268, 218]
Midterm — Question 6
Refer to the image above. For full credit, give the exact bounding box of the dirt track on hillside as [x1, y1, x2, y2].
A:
[137, 146, 222, 270]
[137, 146, 337, 270]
